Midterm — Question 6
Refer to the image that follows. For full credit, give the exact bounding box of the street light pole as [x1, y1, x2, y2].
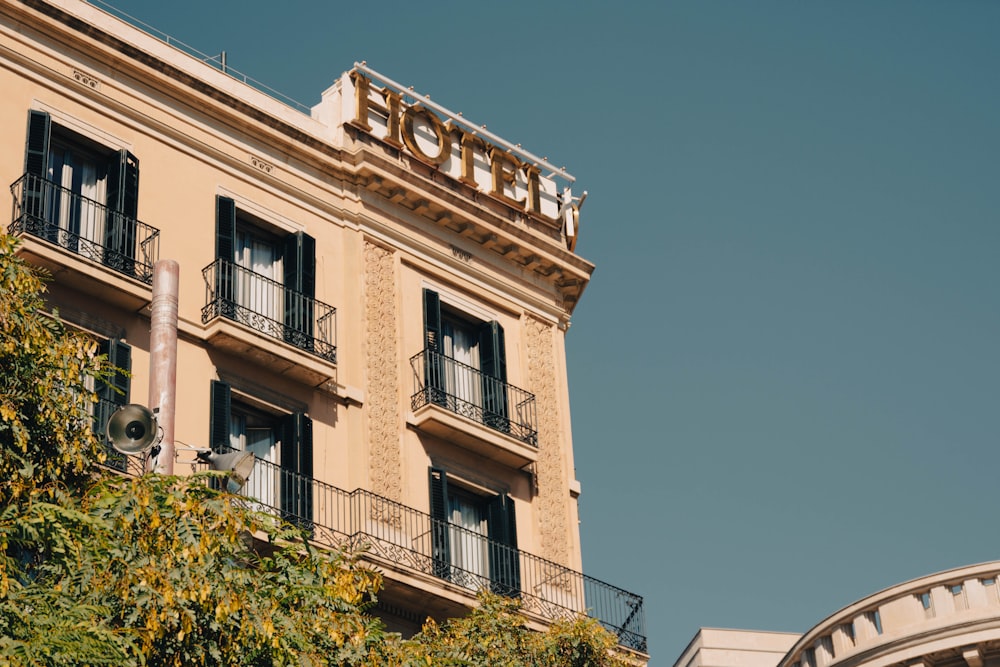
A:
[148, 259, 179, 474]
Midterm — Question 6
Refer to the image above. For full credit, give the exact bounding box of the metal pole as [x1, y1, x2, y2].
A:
[148, 259, 179, 474]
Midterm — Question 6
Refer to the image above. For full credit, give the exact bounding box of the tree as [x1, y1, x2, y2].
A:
[0, 473, 384, 666]
[0, 234, 632, 666]
[0, 234, 110, 506]
[391, 593, 631, 667]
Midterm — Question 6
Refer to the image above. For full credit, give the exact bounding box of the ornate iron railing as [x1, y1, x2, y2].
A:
[229, 456, 646, 652]
[201, 259, 337, 363]
[9, 173, 160, 284]
[100, 446, 646, 651]
[410, 348, 538, 446]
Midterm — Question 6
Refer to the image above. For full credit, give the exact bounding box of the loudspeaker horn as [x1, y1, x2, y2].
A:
[106, 404, 161, 455]
[196, 450, 256, 493]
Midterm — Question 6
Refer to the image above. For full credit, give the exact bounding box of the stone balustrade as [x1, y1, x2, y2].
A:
[780, 562, 1000, 667]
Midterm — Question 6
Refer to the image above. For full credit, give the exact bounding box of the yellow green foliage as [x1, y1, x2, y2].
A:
[382, 593, 631, 667]
[0, 235, 634, 666]
[0, 233, 113, 505]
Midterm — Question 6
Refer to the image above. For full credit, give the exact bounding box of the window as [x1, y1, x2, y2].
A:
[441, 310, 481, 407]
[429, 467, 520, 595]
[422, 288, 509, 432]
[209, 380, 312, 525]
[446, 484, 488, 577]
[93, 338, 131, 472]
[22, 110, 140, 273]
[214, 196, 316, 345]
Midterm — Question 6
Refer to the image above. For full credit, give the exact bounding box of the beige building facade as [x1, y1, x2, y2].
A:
[0, 0, 646, 657]
[674, 629, 800, 667]
[675, 562, 1000, 667]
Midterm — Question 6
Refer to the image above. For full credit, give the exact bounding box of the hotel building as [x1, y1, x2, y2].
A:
[0, 0, 647, 658]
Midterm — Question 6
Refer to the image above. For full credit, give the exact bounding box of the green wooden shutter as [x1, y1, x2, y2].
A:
[104, 150, 139, 274]
[479, 321, 507, 382]
[486, 493, 520, 596]
[280, 412, 313, 527]
[423, 289, 442, 352]
[96, 339, 131, 472]
[478, 320, 509, 431]
[429, 467, 451, 580]
[282, 231, 316, 347]
[22, 110, 51, 230]
[215, 196, 236, 261]
[422, 289, 445, 404]
[209, 380, 232, 453]
[214, 196, 237, 317]
[282, 231, 316, 297]
[113, 150, 140, 220]
[97, 338, 132, 406]
[24, 110, 50, 176]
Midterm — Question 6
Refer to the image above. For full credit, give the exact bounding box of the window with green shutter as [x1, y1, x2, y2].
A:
[213, 196, 316, 345]
[22, 110, 140, 274]
[95, 338, 131, 472]
[422, 288, 509, 430]
[428, 467, 520, 596]
[209, 380, 313, 526]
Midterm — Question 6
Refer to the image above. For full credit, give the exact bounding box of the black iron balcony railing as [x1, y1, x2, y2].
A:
[201, 258, 337, 363]
[410, 348, 538, 447]
[102, 447, 646, 652]
[222, 454, 646, 652]
[9, 173, 160, 284]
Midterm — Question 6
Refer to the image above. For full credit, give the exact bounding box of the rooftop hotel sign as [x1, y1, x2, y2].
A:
[343, 67, 582, 249]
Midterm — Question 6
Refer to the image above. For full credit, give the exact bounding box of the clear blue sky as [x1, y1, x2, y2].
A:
[98, 1, 1000, 662]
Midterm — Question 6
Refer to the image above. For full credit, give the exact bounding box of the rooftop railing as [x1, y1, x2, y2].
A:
[201, 258, 337, 363]
[410, 348, 538, 446]
[10, 173, 160, 284]
[88, 0, 313, 114]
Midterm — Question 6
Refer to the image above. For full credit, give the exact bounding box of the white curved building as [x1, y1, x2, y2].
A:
[676, 562, 1000, 667]
[782, 562, 1000, 667]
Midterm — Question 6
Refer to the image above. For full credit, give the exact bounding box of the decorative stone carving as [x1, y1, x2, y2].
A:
[72, 69, 100, 90]
[249, 155, 274, 174]
[525, 315, 570, 567]
[364, 241, 402, 508]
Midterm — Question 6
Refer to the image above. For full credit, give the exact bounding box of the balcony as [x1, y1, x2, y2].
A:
[9, 173, 160, 286]
[206, 454, 647, 653]
[201, 259, 337, 386]
[409, 349, 539, 466]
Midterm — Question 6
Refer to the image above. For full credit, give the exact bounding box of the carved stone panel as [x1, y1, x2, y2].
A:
[526, 315, 570, 566]
[364, 241, 402, 504]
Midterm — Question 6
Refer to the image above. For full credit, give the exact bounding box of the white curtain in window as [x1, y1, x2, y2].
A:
[443, 321, 481, 407]
[77, 161, 105, 251]
[234, 231, 283, 322]
[230, 414, 277, 511]
[48, 149, 106, 251]
[448, 495, 488, 579]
